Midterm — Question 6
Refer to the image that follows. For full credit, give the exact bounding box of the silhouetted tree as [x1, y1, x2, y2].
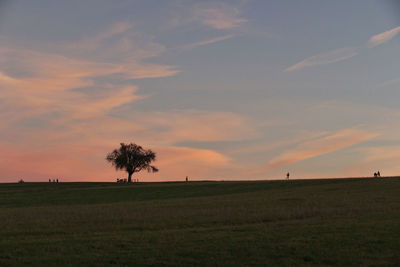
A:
[106, 143, 158, 183]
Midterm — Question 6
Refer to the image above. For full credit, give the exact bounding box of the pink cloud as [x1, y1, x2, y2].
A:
[0, 142, 232, 182]
[137, 146, 231, 181]
[0, 23, 180, 127]
[133, 110, 257, 144]
[367, 25, 400, 48]
[254, 128, 377, 174]
[0, 106, 253, 181]
[343, 145, 400, 177]
[193, 3, 246, 30]
[0, 22, 257, 182]
[0, 142, 114, 182]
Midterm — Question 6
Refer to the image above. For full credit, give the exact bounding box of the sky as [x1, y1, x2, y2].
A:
[1, 0, 400, 182]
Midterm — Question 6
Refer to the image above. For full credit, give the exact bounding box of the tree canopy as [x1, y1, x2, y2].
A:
[106, 143, 158, 182]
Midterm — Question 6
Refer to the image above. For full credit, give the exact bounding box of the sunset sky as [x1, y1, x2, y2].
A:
[1, 1, 400, 182]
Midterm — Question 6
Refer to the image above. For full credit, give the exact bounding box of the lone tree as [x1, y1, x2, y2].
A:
[106, 143, 158, 183]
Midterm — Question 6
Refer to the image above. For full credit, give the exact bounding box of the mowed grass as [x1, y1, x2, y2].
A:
[0, 178, 400, 266]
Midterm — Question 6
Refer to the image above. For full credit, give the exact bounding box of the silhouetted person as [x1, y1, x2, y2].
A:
[286, 172, 290, 180]
[186, 176, 188, 182]
[374, 172, 377, 178]
[377, 171, 381, 177]
[56, 179, 59, 183]
[49, 179, 51, 183]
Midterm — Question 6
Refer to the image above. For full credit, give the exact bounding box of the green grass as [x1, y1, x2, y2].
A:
[0, 178, 400, 266]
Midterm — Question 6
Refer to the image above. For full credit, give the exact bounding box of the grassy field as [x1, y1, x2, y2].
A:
[0, 178, 399, 266]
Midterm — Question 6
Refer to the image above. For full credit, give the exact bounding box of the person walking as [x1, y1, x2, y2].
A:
[286, 172, 290, 180]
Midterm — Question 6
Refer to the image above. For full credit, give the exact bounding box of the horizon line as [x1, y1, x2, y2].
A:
[1, 176, 398, 184]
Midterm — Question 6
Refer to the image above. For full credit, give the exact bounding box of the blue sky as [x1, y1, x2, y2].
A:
[1, 0, 400, 181]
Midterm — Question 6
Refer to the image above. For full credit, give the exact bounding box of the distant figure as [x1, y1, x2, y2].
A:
[186, 176, 188, 182]
[374, 172, 377, 178]
[56, 179, 59, 183]
[49, 179, 51, 183]
[286, 172, 290, 180]
[377, 171, 381, 177]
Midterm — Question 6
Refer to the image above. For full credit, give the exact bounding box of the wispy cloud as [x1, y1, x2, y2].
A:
[127, 110, 257, 145]
[67, 22, 133, 51]
[254, 128, 377, 174]
[285, 25, 400, 72]
[284, 47, 359, 72]
[193, 3, 247, 30]
[367, 26, 400, 48]
[144, 146, 231, 181]
[377, 77, 400, 88]
[342, 145, 400, 177]
[0, 20, 180, 119]
[0, 21, 258, 181]
[179, 34, 236, 50]
[0, 45, 178, 124]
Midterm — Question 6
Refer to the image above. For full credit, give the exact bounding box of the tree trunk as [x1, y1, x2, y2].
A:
[128, 172, 133, 183]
